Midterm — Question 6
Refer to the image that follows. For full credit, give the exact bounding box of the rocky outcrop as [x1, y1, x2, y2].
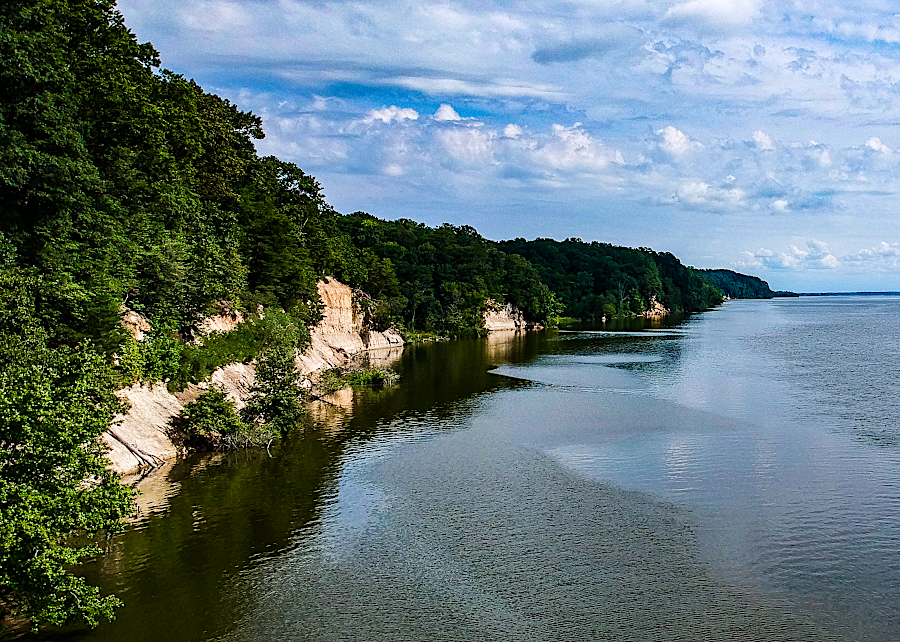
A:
[104, 384, 182, 472]
[105, 277, 404, 475]
[121, 307, 151, 341]
[483, 298, 543, 332]
[296, 278, 403, 374]
[640, 295, 669, 318]
[195, 305, 244, 336]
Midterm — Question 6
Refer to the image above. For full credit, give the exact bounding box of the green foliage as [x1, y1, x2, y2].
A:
[339, 213, 562, 335]
[240, 319, 308, 435]
[318, 366, 399, 394]
[0, 343, 134, 630]
[698, 269, 776, 299]
[175, 387, 273, 450]
[117, 308, 310, 390]
[498, 238, 723, 318]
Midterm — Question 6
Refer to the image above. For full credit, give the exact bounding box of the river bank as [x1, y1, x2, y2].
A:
[104, 277, 546, 477]
[104, 277, 405, 475]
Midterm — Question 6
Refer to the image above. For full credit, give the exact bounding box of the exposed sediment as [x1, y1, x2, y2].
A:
[106, 277, 404, 475]
[640, 295, 669, 318]
[483, 298, 543, 332]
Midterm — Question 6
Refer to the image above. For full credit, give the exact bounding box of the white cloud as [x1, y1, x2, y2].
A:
[533, 124, 624, 174]
[434, 104, 462, 121]
[657, 126, 701, 156]
[387, 77, 564, 99]
[503, 124, 523, 139]
[363, 106, 420, 125]
[866, 137, 892, 154]
[752, 130, 776, 151]
[843, 241, 900, 270]
[739, 240, 840, 270]
[675, 181, 746, 208]
[436, 128, 494, 162]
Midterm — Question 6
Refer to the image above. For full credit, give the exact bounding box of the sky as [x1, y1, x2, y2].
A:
[116, 0, 900, 291]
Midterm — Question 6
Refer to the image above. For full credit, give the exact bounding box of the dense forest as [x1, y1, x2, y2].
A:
[0, 0, 771, 633]
[498, 238, 723, 319]
[699, 269, 777, 299]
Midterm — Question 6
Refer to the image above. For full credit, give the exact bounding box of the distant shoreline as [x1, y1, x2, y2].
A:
[796, 291, 900, 297]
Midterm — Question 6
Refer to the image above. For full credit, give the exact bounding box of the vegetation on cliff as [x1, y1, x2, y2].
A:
[339, 213, 563, 335]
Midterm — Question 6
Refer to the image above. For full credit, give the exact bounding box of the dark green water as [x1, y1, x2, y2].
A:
[29, 298, 900, 640]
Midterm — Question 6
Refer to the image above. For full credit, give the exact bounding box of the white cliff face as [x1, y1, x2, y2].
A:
[640, 295, 669, 318]
[296, 277, 403, 373]
[104, 384, 182, 472]
[483, 298, 543, 331]
[105, 277, 404, 475]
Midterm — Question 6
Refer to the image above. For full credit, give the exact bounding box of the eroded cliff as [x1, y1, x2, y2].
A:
[107, 277, 403, 475]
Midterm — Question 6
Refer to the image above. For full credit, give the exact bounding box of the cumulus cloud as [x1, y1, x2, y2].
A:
[434, 104, 462, 121]
[866, 137, 892, 154]
[738, 240, 840, 270]
[532, 124, 624, 174]
[363, 106, 419, 125]
[657, 126, 701, 156]
[436, 128, 494, 163]
[503, 124, 523, 139]
[674, 181, 746, 208]
[843, 241, 900, 270]
[752, 130, 775, 151]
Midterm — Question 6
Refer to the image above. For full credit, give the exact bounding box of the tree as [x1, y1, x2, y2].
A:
[240, 312, 308, 435]
[0, 344, 134, 630]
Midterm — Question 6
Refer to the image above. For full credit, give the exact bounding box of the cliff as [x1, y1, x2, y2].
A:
[105, 277, 403, 475]
[640, 295, 669, 318]
[483, 299, 543, 331]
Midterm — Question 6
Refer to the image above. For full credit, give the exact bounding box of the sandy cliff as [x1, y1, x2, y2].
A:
[106, 277, 403, 475]
[640, 295, 669, 318]
[483, 298, 543, 331]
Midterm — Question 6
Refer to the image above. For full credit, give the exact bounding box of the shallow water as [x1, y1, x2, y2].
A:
[35, 297, 900, 641]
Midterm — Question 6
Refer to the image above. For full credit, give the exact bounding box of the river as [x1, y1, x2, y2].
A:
[35, 296, 900, 641]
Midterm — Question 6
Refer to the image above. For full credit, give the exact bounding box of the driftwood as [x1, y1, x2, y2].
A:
[107, 429, 165, 469]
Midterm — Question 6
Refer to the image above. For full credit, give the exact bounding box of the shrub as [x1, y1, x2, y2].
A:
[175, 387, 274, 449]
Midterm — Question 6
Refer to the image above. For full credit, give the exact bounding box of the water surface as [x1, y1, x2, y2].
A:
[36, 297, 900, 641]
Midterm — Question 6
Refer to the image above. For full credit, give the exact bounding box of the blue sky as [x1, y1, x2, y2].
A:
[117, 0, 900, 291]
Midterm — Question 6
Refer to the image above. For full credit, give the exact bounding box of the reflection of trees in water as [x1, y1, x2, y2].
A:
[70, 334, 551, 641]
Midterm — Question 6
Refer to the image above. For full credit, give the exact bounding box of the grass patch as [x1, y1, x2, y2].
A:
[399, 329, 447, 344]
[318, 366, 399, 395]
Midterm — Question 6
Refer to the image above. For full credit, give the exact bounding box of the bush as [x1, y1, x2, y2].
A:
[343, 366, 399, 387]
[0, 345, 135, 630]
[117, 308, 311, 391]
[175, 387, 275, 449]
[318, 366, 399, 394]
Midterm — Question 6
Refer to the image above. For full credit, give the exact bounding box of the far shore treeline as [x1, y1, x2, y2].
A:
[0, 0, 778, 634]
